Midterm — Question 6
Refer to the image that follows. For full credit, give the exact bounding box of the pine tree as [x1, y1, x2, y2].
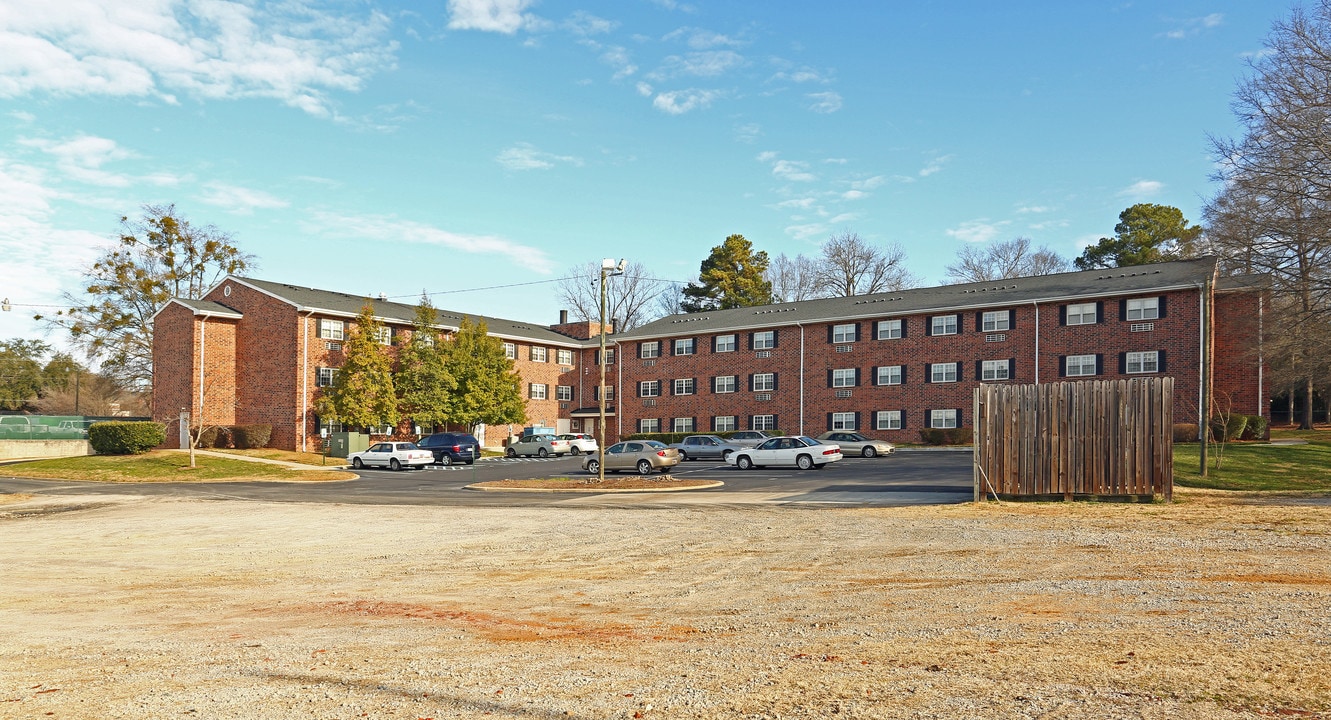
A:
[395, 295, 455, 431]
[443, 317, 526, 433]
[314, 303, 398, 431]
[681, 234, 774, 312]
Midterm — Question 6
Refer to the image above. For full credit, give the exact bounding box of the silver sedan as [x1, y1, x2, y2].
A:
[815, 431, 896, 458]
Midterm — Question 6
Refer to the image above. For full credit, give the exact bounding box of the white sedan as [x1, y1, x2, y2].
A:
[506, 434, 572, 458]
[725, 435, 843, 471]
[557, 433, 599, 455]
[349, 442, 433, 471]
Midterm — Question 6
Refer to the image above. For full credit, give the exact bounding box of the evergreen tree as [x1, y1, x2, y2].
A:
[681, 234, 775, 312]
[443, 317, 526, 433]
[395, 295, 455, 431]
[1074, 204, 1202, 270]
[314, 303, 398, 431]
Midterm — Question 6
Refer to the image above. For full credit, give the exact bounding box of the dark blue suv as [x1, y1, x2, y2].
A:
[416, 432, 481, 465]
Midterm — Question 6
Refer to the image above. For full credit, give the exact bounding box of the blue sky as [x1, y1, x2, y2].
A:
[0, 0, 1290, 351]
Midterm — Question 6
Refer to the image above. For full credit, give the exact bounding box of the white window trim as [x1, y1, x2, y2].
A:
[319, 319, 344, 340]
[640, 341, 659, 359]
[982, 360, 1010, 381]
[931, 315, 958, 336]
[640, 418, 660, 433]
[715, 376, 737, 394]
[751, 414, 776, 431]
[714, 415, 737, 432]
[1126, 351, 1159, 374]
[316, 367, 335, 387]
[831, 412, 856, 430]
[374, 327, 393, 345]
[529, 383, 548, 400]
[876, 366, 902, 386]
[832, 368, 856, 388]
[530, 346, 547, 362]
[672, 417, 695, 433]
[875, 410, 902, 430]
[1127, 297, 1160, 321]
[752, 373, 774, 392]
[832, 323, 857, 343]
[714, 335, 735, 353]
[1066, 354, 1097, 377]
[753, 331, 775, 350]
[876, 319, 902, 340]
[674, 378, 694, 395]
[503, 342, 516, 360]
[556, 385, 573, 401]
[1066, 302, 1097, 326]
[931, 363, 958, 383]
[639, 380, 660, 398]
[982, 311, 1010, 332]
[930, 409, 958, 429]
[556, 349, 574, 365]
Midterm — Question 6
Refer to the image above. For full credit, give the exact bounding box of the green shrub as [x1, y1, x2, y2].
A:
[88, 421, 166, 455]
[1209, 414, 1248, 442]
[1173, 423, 1201, 443]
[195, 426, 221, 448]
[230, 424, 272, 449]
[623, 431, 788, 445]
[919, 428, 972, 446]
[1242, 414, 1269, 441]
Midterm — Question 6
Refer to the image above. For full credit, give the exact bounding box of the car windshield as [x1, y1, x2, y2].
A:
[845, 433, 868, 441]
[645, 440, 667, 449]
[398, 443, 421, 450]
[798, 437, 820, 446]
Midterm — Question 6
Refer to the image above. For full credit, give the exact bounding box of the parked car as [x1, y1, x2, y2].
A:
[416, 432, 480, 465]
[815, 431, 896, 458]
[506, 434, 573, 458]
[669, 434, 744, 461]
[726, 435, 843, 471]
[557, 433, 599, 455]
[349, 442, 433, 471]
[581, 440, 681, 475]
[726, 430, 778, 447]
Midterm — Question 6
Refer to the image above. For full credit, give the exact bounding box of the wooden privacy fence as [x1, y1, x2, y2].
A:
[973, 378, 1173, 501]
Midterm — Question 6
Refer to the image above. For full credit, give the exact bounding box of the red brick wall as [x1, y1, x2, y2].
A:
[1213, 290, 1267, 419]
[151, 305, 237, 447]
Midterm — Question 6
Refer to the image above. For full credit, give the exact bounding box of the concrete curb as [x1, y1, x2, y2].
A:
[463, 480, 725, 493]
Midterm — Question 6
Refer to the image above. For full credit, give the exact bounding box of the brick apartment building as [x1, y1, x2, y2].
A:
[152, 257, 1266, 451]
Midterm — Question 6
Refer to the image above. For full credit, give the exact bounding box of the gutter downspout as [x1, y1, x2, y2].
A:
[1199, 279, 1211, 475]
[798, 323, 805, 435]
[1032, 301, 1040, 384]
[302, 311, 312, 453]
[198, 314, 207, 429]
[1258, 294, 1265, 417]
[616, 340, 622, 440]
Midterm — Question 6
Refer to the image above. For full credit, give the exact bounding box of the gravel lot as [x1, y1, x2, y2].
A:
[2, 490, 1328, 719]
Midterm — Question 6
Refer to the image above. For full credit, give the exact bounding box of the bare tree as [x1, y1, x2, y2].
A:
[945, 237, 1070, 284]
[555, 261, 669, 331]
[815, 231, 919, 297]
[653, 280, 688, 317]
[766, 252, 822, 302]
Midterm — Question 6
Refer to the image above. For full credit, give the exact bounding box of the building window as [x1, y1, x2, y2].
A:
[752, 372, 774, 392]
[714, 335, 735, 353]
[713, 415, 737, 432]
[530, 346, 547, 362]
[876, 365, 902, 386]
[673, 378, 695, 395]
[877, 319, 902, 340]
[1066, 302, 1097, 325]
[875, 410, 902, 430]
[930, 363, 958, 383]
[931, 315, 958, 336]
[753, 331, 775, 349]
[930, 409, 959, 429]
[556, 385, 573, 401]
[832, 323, 857, 343]
[639, 341, 659, 359]
[714, 375, 736, 394]
[374, 326, 393, 345]
[981, 359, 1010, 381]
[556, 349, 574, 365]
[529, 383, 547, 400]
[593, 385, 615, 401]
[1126, 351, 1159, 374]
[639, 418, 660, 433]
[674, 338, 696, 356]
[318, 319, 344, 340]
[503, 342, 516, 360]
[751, 414, 776, 431]
[673, 417, 695, 433]
[832, 368, 857, 388]
[982, 311, 1010, 332]
[316, 367, 335, 387]
[417, 332, 435, 347]
[831, 412, 856, 430]
[1065, 354, 1098, 377]
[1126, 297, 1160, 321]
[595, 348, 615, 365]
[639, 380, 660, 397]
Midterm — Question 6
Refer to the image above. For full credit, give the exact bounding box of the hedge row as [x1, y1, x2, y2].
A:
[193, 424, 273, 449]
[88, 421, 165, 455]
[918, 427, 972, 446]
[623, 431, 788, 445]
[1173, 415, 1270, 443]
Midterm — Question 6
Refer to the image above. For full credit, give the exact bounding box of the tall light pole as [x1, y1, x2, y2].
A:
[597, 257, 626, 482]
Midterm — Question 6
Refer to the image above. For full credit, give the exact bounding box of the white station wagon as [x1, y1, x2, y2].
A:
[725, 435, 843, 471]
[349, 442, 433, 471]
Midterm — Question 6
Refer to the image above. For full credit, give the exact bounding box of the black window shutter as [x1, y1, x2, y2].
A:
[826, 370, 833, 388]
[854, 368, 861, 387]
[1095, 301, 1104, 323]
[772, 415, 779, 432]
[873, 366, 881, 385]
[1059, 356, 1067, 377]
[827, 325, 834, 343]
[747, 332, 754, 350]
[924, 409, 932, 427]
[899, 410, 906, 429]
[900, 320, 907, 338]
[772, 330, 779, 348]
[1158, 296, 1168, 318]
[955, 408, 964, 425]
[1059, 305, 1067, 325]
[746, 374, 753, 391]
[975, 360, 983, 381]
[1157, 350, 1167, 372]
[1008, 309, 1016, 329]
[1119, 299, 1127, 321]
[955, 314, 963, 334]
[771, 373, 778, 391]
[854, 322, 862, 342]
[691, 416, 697, 430]
[1095, 353, 1103, 375]
[692, 378, 698, 394]
[854, 411, 861, 430]
[1118, 352, 1127, 374]
[925, 318, 933, 337]
[976, 311, 984, 332]
[900, 366, 907, 384]
[1008, 358, 1016, 378]
[826, 412, 833, 431]
[924, 363, 933, 383]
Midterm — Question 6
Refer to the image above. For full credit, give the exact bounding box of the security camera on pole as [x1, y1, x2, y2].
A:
[596, 258, 626, 483]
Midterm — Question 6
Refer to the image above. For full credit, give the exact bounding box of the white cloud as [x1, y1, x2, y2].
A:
[652, 50, 744, 79]
[1162, 13, 1223, 39]
[9, 111, 35, 123]
[662, 27, 742, 49]
[756, 150, 778, 162]
[0, 0, 396, 117]
[771, 159, 815, 182]
[806, 91, 842, 114]
[649, 0, 697, 12]
[20, 134, 133, 187]
[776, 197, 817, 209]
[851, 175, 884, 190]
[308, 211, 555, 274]
[1118, 180, 1164, 198]
[824, 158, 848, 165]
[1016, 205, 1051, 214]
[919, 154, 953, 177]
[652, 88, 721, 114]
[495, 142, 583, 171]
[734, 122, 762, 143]
[600, 46, 637, 79]
[635, 81, 654, 97]
[197, 182, 289, 214]
[842, 190, 866, 200]
[565, 11, 616, 36]
[785, 223, 828, 241]
[447, 0, 538, 33]
[946, 219, 1009, 243]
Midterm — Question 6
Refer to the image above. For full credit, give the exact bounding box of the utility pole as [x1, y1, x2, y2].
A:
[596, 258, 625, 483]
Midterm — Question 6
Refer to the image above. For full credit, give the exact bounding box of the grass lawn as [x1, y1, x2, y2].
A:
[3, 451, 353, 483]
[207, 447, 339, 465]
[1174, 426, 1331, 492]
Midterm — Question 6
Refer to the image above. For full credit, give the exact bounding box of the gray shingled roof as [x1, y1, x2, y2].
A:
[229, 277, 587, 347]
[618, 257, 1221, 341]
[164, 298, 243, 318]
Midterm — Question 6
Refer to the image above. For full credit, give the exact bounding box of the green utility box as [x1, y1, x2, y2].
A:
[327, 432, 369, 458]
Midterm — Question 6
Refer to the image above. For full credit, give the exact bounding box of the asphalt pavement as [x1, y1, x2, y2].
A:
[0, 450, 975, 508]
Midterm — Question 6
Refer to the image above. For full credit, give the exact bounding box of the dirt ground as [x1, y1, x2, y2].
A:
[1, 490, 1328, 719]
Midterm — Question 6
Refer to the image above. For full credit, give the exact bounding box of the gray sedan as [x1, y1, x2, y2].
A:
[669, 434, 744, 461]
[815, 431, 896, 458]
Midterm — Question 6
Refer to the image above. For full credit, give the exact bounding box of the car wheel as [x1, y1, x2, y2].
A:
[737, 455, 753, 470]
[352, 457, 363, 469]
[796, 454, 814, 470]
[506, 447, 516, 458]
[862, 446, 877, 458]
[390, 458, 402, 471]
[570, 447, 580, 455]
[722, 449, 733, 461]
[585, 459, 600, 475]
[464, 459, 474, 465]
[636, 459, 653, 475]
[679, 451, 690, 461]
[538, 447, 549, 458]
[440, 454, 453, 466]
